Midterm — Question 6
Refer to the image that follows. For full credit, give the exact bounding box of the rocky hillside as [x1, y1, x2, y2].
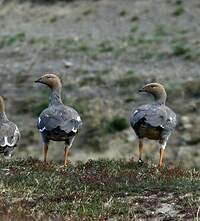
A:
[0, 0, 200, 167]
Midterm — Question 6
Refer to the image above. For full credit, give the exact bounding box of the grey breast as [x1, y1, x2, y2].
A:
[37, 104, 82, 135]
[130, 104, 176, 131]
[0, 121, 20, 148]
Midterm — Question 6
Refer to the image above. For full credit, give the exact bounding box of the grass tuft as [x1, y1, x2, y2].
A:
[0, 32, 26, 48]
[104, 116, 129, 133]
[173, 6, 185, 16]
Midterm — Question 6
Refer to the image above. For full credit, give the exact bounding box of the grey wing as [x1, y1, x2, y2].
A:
[130, 104, 152, 127]
[37, 106, 82, 134]
[0, 122, 20, 147]
[145, 106, 168, 128]
[130, 104, 168, 128]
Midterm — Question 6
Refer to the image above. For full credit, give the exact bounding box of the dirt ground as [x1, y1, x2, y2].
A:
[0, 0, 200, 167]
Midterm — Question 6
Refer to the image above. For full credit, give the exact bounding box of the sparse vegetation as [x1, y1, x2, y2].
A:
[119, 9, 128, 17]
[82, 8, 94, 16]
[0, 158, 199, 220]
[155, 24, 167, 37]
[97, 40, 114, 53]
[104, 116, 129, 133]
[0, 32, 25, 48]
[173, 6, 185, 16]
[115, 75, 142, 88]
[14, 91, 49, 117]
[79, 76, 105, 86]
[56, 38, 89, 52]
[172, 41, 191, 57]
[130, 15, 139, 22]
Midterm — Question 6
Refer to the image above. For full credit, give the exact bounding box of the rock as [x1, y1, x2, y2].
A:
[63, 60, 73, 68]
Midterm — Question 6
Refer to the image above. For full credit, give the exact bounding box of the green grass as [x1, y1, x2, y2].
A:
[0, 32, 26, 48]
[14, 90, 49, 117]
[104, 116, 129, 133]
[172, 41, 191, 57]
[56, 38, 89, 53]
[119, 10, 128, 17]
[82, 8, 95, 16]
[0, 158, 199, 220]
[173, 6, 185, 16]
[97, 40, 114, 53]
[155, 24, 168, 37]
[166, 79, 200, 100]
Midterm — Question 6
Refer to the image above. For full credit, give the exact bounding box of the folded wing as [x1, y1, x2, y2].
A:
[130, 104, 176, 130]
[37, 105, 82, 134]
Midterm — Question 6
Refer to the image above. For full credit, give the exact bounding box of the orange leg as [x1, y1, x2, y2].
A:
[138, 139, 144, 163]
[159, 148, 165, 167]
[64, 147, 70, 166]
[44, 143, 48, 163]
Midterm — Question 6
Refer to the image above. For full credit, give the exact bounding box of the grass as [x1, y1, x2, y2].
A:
[0, 32, 26, 48]
[173, 6, 185, 16]
[155, 24, 168, 37]
[166, 79, 200, 100]
[115, 74, 142, 88]
[125, 35, 157, 47]
[79, 76, 105, 86]
[56, 38, 89, 53]
[130, 16, 139, 22]
[82, 8, 94, 16]
[104, 116, 129, 133]
[97, 40, 114, 53]
[119, 10, 128, 17]
[0, 158, 199, 220]
[14, 90, 49, 117]
[172, 41, 191, 57]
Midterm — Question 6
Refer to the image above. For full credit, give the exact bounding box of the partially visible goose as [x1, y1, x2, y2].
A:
[35, 73, 82, 166]
[130, 83, 176, 166]
[0, 96, 20, 158]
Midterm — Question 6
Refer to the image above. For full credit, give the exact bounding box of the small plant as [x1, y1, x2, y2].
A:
[173, 6, 185, 16]
[79, 76, 105, 86]
[125, 35, 155, 47]
[126, 70, 135, 75]
[119, 10, 128, 17]
[57, 38, 89, 52]
[130, 26, 138, 33]
[155, 25, 167, 37]
[172, 41, 191, 57]
[104, 116, 129, 133]
[83, 8, 94, 16]
[0, 32, 26, 48]
[130, 16, 139, 22]
[115, 75, 141, 88]
[98, 40, 114, 53]
[15, 74, 30, 85]
[49, 15, 57, 23]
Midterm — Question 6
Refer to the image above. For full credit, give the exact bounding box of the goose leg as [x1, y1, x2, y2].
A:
[44, 143, 48, 163]
[159, 148, 165, 167]
[64, 147, 70, 166]
[158, 140, 167, 167]
[64, 137, 75, 166]
[138, 139, 144, 163]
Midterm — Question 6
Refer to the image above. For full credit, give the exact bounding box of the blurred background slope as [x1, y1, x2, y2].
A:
[0, 0, 199, 167]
